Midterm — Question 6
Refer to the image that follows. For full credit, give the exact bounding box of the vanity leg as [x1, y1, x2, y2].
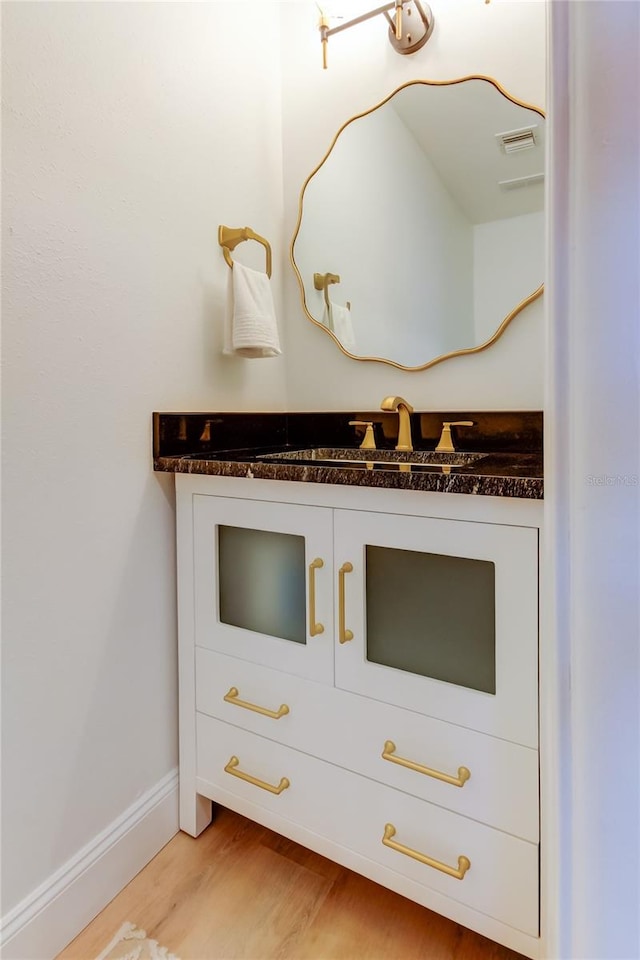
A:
[176, 478, 213, 838]
[181, 791, 213, 837]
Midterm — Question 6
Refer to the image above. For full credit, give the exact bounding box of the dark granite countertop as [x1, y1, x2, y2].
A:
[154, 448, 543, 500]
[153, 412, 543, 500]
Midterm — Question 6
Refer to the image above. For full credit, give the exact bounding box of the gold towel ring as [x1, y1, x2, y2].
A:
[219, 224, 272, 278]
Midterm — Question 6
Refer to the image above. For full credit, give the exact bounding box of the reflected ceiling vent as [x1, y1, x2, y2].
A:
[495, 126, 538, 154]
[499, 173, 545, 191]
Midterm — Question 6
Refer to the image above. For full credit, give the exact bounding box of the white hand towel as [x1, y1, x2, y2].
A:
[223, 261, 282, 358]
[325, 299, 356, 353]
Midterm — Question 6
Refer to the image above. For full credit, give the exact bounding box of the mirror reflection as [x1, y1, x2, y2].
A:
[291, 77, 545, 370]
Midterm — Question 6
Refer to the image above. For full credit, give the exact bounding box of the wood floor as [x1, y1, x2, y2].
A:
[57, 807, 526, 960]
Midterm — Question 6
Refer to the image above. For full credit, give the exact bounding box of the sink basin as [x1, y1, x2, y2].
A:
[256, 448, 490, 470]
[180, 447, 493, 474]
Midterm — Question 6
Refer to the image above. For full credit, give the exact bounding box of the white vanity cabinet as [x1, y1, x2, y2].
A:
[177, 474, 543, 958]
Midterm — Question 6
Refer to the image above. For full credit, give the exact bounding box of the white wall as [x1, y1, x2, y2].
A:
[281, 0, 546, 409]
[545, 2, 640, 957]
[1, 0, 285, 921]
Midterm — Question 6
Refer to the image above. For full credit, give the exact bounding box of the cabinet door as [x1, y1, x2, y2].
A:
[193, 496, 333, 683]
[334, 509, 538, 747]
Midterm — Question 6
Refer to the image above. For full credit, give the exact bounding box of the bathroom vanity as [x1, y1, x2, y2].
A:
[152, 68, 548, 960]
[155, 411, 544, 958]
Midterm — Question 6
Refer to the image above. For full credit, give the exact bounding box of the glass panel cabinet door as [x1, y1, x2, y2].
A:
[193, 496, 334, 682]
[333, 509, 538, 747]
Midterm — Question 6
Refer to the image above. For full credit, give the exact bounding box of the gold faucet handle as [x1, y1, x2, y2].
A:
[436, 421, 475, 453]
[349, 421, 376, 450]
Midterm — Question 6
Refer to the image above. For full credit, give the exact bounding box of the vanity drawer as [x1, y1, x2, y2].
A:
[196, 646, 318, 741]
[350, 703, 539, 843]
[196, 714, 539, 937]
[196, 649, 538, 842]
[354, 774, 539, 938]
[196, 712, 348, 834]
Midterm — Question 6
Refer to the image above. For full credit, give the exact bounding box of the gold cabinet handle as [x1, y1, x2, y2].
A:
[223, 687, 289, 720]
[308, 558, 325, 637]
[223, 756, 290, 795]
[338, 562, 354, 643]
[382, 741, 471, 788]
[382, 823, 471, 880]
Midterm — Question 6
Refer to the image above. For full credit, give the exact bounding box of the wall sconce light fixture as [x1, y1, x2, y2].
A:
[318, 1, 435, 69]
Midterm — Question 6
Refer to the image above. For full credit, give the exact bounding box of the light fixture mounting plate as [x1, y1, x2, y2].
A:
[388, 1, 434, 55]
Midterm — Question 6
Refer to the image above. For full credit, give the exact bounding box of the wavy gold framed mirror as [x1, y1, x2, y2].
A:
[290, 76, 545, 371]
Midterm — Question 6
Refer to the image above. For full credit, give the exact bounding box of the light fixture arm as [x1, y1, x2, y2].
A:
[322, 1, 404, 40]
[318, 1, 434, 69]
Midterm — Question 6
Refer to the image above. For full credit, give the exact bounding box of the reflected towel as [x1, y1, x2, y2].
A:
[223, 262, 282, 358]
[325, 299, 355, 352]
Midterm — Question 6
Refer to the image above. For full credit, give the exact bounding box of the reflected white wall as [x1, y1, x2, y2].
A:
[474, 211, 544, 344]
[297, 105, 473, 365]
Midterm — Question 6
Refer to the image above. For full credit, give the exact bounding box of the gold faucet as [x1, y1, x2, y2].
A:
[380, 396, 414, 451]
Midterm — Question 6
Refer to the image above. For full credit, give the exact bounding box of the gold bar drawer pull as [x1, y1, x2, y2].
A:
[338, 562, 354, 643]
[308, 558, 325, 637]
[224, 756, 290, 795]
[382, 740, 471, 788]
[382, 824, 471, 880]
[223, 687, 290, 720]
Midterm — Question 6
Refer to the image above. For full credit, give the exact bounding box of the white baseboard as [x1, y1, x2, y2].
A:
[0, 769, 179, 960]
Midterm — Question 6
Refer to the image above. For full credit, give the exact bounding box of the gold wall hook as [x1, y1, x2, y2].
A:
[218, 224, 272, 278]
